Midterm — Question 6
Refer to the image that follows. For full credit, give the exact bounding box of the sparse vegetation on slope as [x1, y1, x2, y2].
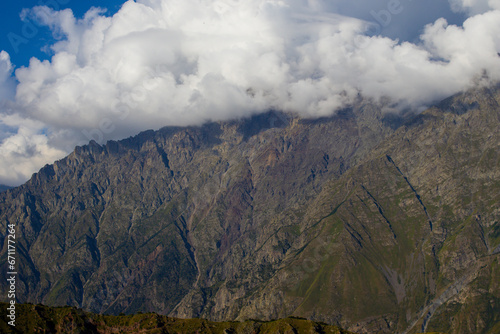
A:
[0, 302, 354, 334]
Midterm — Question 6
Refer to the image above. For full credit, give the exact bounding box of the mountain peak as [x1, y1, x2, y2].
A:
[1, 85, 499, 334]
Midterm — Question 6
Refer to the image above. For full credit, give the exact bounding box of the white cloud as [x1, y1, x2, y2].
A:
[448, 0, 500, 14]
[0, 51, 16, 102]
[0, 114, 67, 186]
[0, 0, 500, 185]
[329, 0, 465, 41]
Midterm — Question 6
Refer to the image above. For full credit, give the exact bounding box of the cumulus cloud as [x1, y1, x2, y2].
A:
[328, 0, 465, 41]
[0, 114, 67, 186]
[0, 51, 16, 102]
[448, 0, 500, 14]
[0, 0, 500, 185]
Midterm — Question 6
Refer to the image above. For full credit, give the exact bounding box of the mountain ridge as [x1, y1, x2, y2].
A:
[0, 302, 356, 334]
[1, 85, 499, 334]
[0, 184, 12, 193]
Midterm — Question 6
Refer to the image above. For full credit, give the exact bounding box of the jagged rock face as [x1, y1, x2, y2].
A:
[241, 85, 500, 334]
[1, 86, 499, 334]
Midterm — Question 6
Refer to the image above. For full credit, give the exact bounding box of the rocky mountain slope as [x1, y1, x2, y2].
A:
[0, 85, 499, 334]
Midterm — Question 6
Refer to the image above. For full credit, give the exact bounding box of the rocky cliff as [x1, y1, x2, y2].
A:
[0, 85, 499, 334]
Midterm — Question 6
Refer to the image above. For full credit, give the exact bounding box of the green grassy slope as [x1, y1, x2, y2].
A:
[0, 302, 354, 334]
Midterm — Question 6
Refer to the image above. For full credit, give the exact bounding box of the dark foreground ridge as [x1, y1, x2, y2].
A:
[0, 302, 355, 334]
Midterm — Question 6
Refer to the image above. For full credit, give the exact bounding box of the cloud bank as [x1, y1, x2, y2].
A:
[1, 0, 500, 185]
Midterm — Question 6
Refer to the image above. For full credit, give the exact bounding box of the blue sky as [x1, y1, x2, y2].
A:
[0, 0, 126, 67]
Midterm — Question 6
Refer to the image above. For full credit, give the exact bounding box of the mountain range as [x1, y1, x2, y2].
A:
[1, 84, 499, 334]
